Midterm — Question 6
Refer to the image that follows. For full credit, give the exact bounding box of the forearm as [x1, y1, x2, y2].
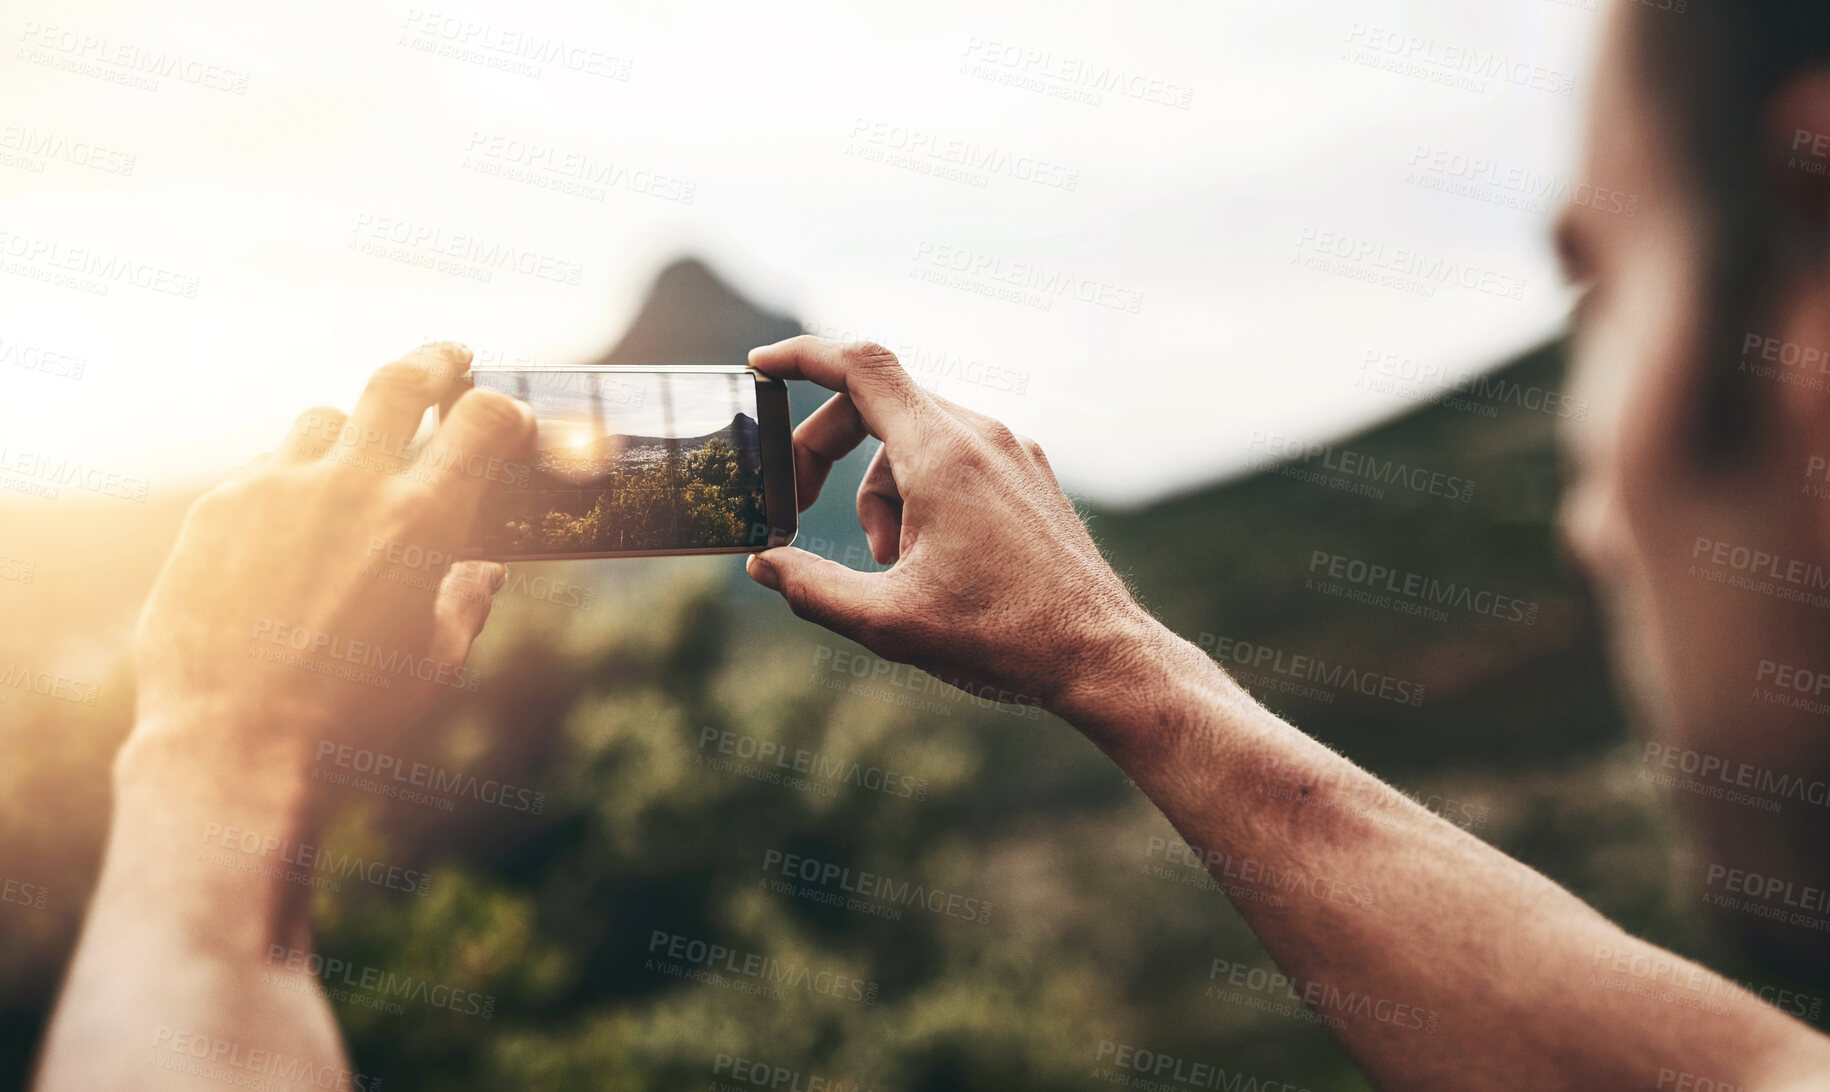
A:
[35, 720, 354, 1092]
[1060, 620, 1830, 1091]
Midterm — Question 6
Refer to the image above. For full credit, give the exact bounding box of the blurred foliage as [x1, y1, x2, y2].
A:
[492, 436, 766, 553]
[298, 343, 1830, 1088]
[7, 316, 1828, 1088]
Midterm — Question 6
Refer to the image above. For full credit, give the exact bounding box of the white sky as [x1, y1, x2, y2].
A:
[475, 369, 755, 444]
[0, 0, 1603, 508]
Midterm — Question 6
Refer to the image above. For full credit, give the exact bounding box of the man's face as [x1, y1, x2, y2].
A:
[1560, 7, 1830, 792]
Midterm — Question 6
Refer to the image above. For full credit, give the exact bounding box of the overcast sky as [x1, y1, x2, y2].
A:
[476, 369, 753, 444]
[1, 0, 1601, 508]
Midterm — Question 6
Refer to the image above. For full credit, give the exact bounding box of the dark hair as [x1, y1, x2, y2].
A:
[1633, 3, 1830, 462]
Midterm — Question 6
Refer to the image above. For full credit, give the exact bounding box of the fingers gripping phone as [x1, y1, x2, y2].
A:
[440, 366, 797, 560]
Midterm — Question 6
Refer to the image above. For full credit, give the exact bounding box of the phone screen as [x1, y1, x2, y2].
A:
[471, 368, 769, 556]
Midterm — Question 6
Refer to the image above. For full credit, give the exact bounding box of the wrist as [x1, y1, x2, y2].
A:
[1052, 617, 1290, 822]
[115, 704, 324, 832]
[1050, 610, 1234, 737]
[98, 712, 325, 960]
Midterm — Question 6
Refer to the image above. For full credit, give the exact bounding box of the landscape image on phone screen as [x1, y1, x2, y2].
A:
[472, 369, 767, 554]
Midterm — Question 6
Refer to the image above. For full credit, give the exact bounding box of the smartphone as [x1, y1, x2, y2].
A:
[441, 365, 796, 560]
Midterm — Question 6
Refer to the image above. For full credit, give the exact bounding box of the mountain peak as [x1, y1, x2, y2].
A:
[592, 257, 801, 368]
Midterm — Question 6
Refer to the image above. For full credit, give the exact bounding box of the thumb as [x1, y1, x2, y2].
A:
[747, 548, 884, 638]
[428, 560, 507, 667]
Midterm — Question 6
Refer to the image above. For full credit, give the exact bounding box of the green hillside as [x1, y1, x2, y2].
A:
[0, 266, 1809, 1091]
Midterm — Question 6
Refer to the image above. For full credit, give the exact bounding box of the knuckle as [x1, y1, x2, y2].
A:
[844, 340, 902, 372]
[295, 405, 345, 432]
[780, 578, 821, 623]
[948, 430, 994, 472]
[982, 420, 1019, 451]
[456, 388, 534, 444]
[187, 481, 238, 523]
[292, 406, 346, 453]
[1018, 434, 1051, 467]
[189, 471, 271, 527]
[365, 359, 443, 402]
[387, 476, 442, 515]
[400, 343, 468, 386]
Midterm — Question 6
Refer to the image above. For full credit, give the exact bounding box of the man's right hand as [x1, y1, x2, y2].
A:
[745, 336, 1162, 718]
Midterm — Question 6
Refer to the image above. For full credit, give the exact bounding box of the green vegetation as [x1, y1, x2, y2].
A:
[491, 438, 767, 554]
[4, 343, 1822, 1090]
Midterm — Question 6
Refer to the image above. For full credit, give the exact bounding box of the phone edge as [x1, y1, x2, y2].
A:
[438, 365, 797, 561]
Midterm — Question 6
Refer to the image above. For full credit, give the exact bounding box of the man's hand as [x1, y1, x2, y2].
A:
[744, 337, 1830, 1092]
[128, 342, 534, 763]
[744, 336, 1155, 716]
[37, 344, 537, 1092]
